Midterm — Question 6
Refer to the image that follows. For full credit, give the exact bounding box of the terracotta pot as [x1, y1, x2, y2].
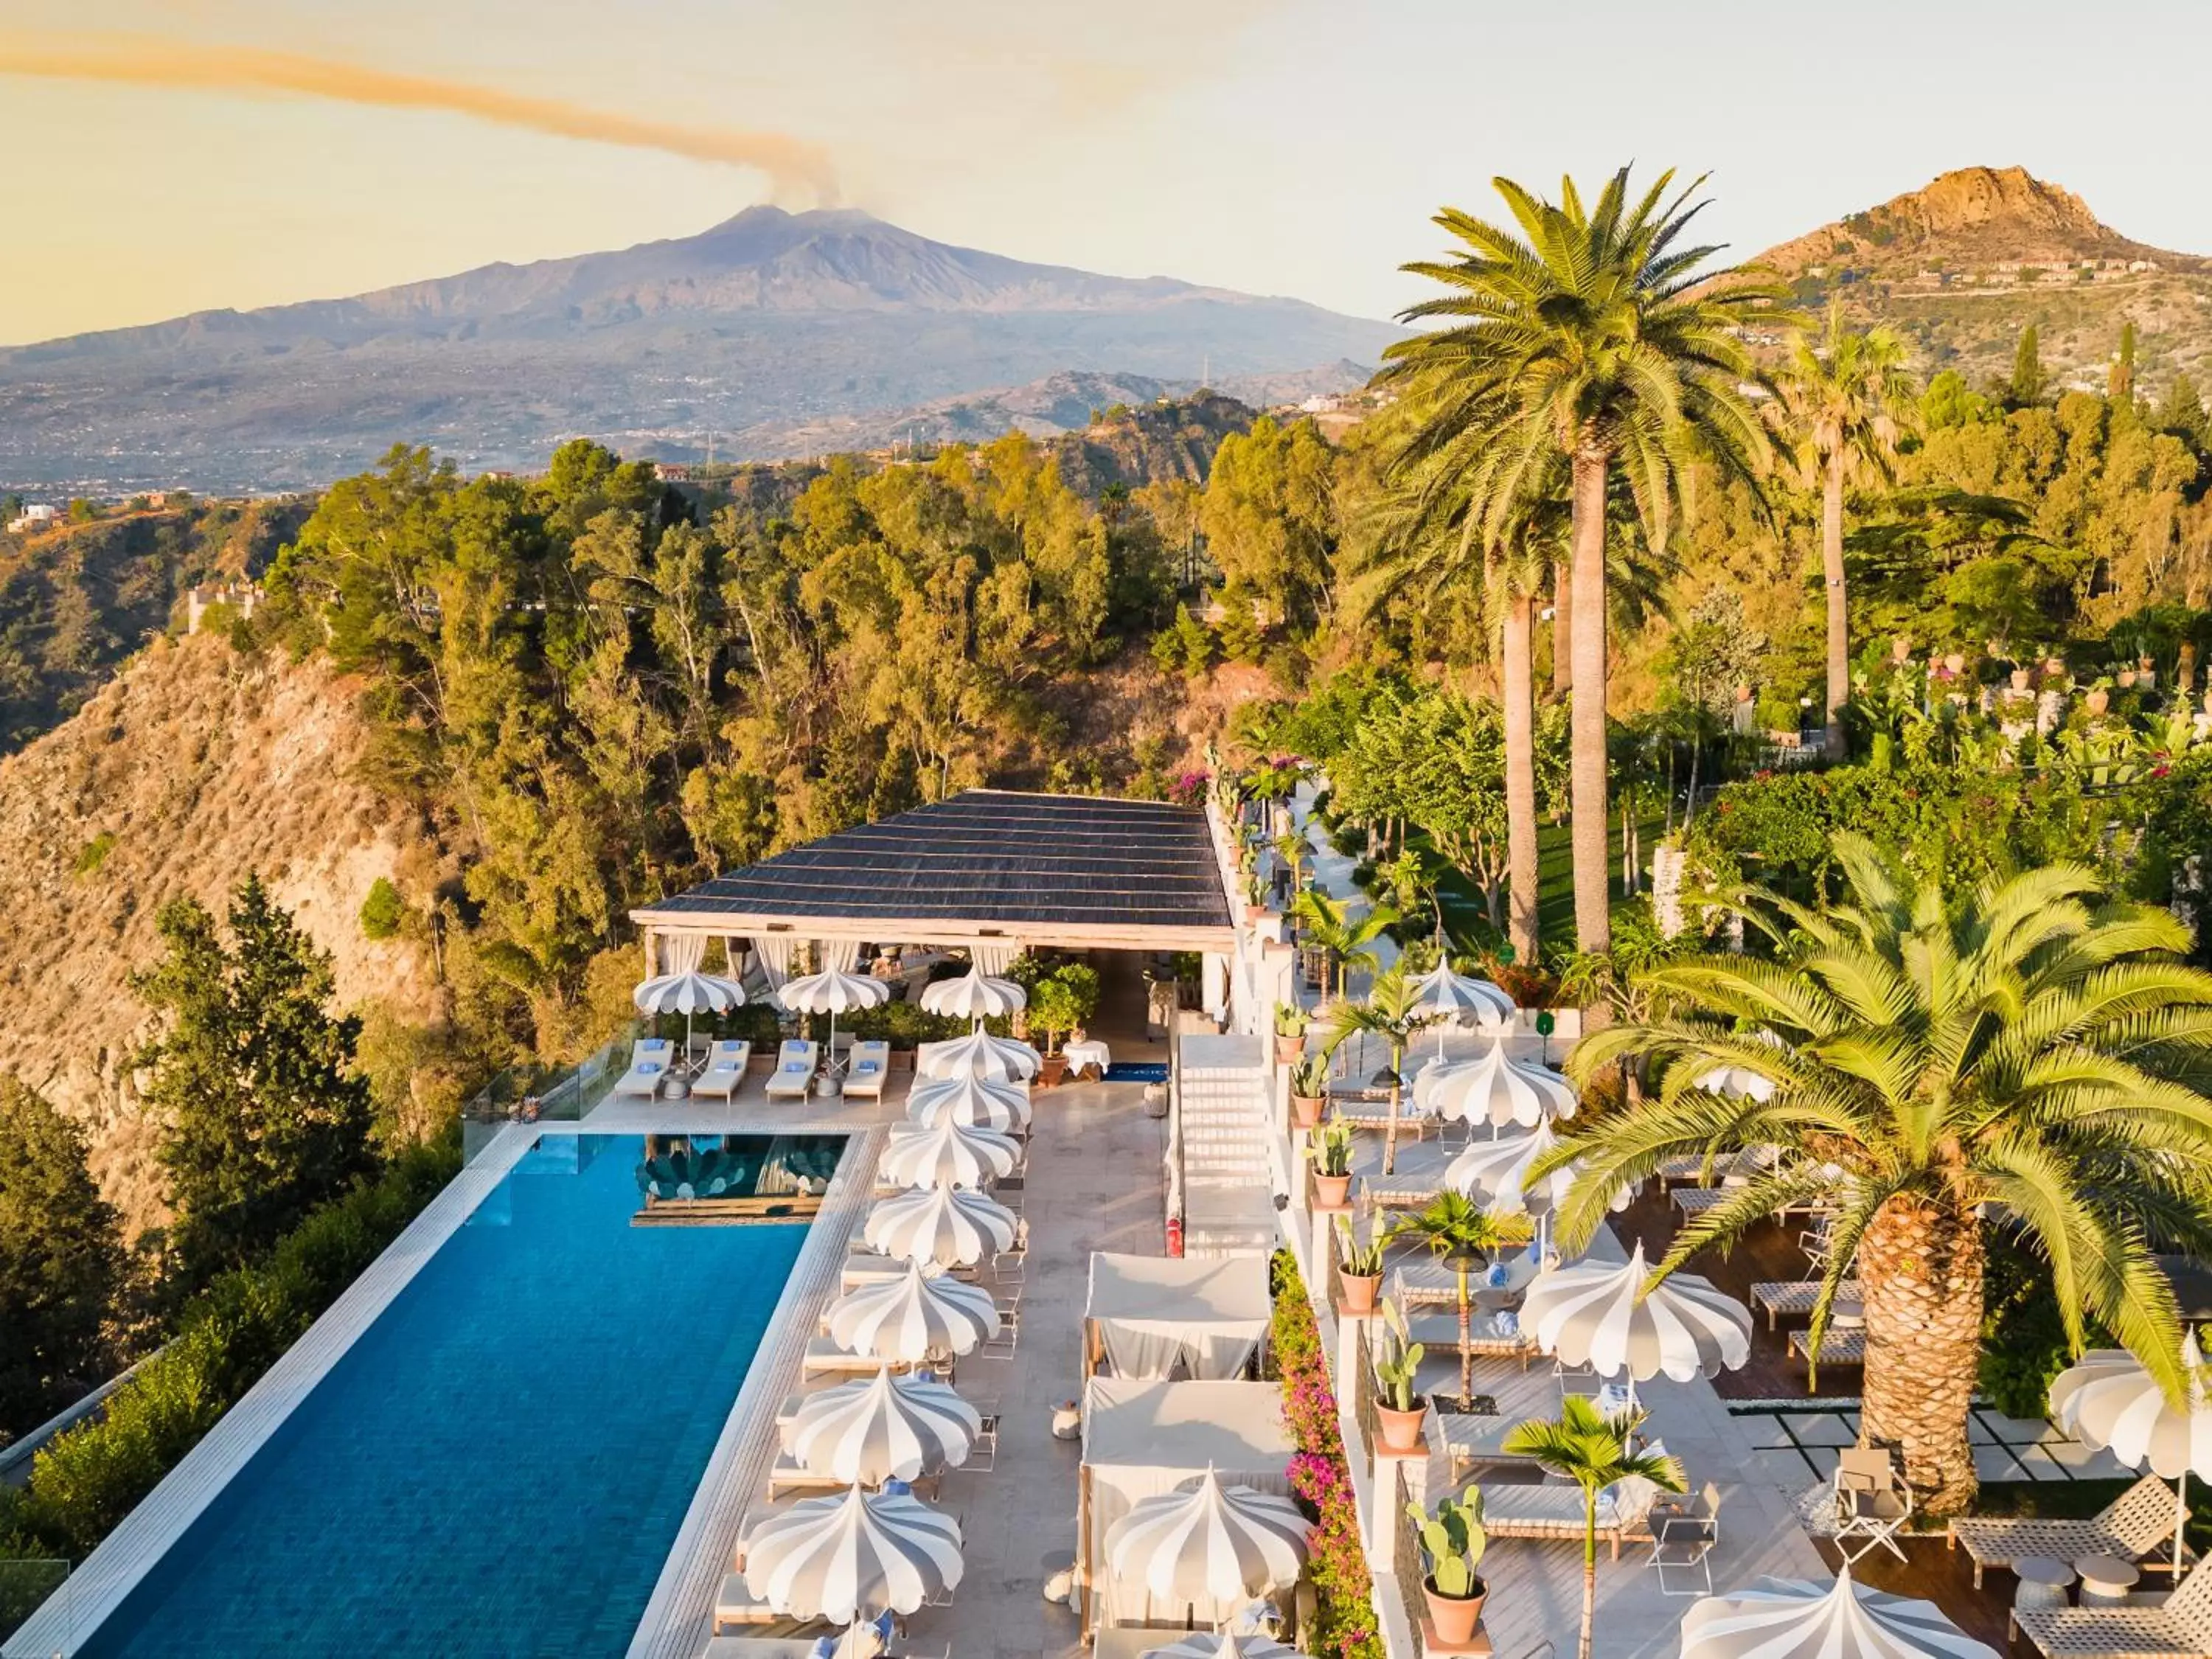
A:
[1423, 1579, 1486, 1646]
[1376, 1399, 1427, 1453]
[1339, 1269, 1381, 1314]
[1944, 652, 1966, 674]
[1274, 1033, 1305, 1065]
[2087, 688, 2111, 715]
[2118, 669, 2138, 689]
[1290, 1092, 1324, 1130]
[2010, 668, 2032, 691]
[1314, 1172, 1352, 1208]
[1039, 1054, 1069, 1088]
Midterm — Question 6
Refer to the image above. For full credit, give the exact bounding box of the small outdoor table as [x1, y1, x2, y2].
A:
[2074, 1554, 2140, 1605]
[2011, 1555, 2074, 1630]
[1062, 1038, 1111, 1078]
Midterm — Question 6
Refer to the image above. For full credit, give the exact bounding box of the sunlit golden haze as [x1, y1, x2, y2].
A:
[1, 0, 2208, 344]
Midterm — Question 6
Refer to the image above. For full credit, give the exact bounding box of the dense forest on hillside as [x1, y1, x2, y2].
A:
[0, 497, 309, 751]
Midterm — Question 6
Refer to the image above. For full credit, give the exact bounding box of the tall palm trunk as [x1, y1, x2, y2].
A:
[1551, 560, 1573, 697]
[1822, 452, 1849, 762]
[1569, 448, 1613, 958]
[1857, 1194, 1983, 1514]
[1503, 594, 1540, 965]
[1455, 1261, 1473, 1408]
[1577, 1500, 1598, 1659]
[1383, 1071, 1402, 1177]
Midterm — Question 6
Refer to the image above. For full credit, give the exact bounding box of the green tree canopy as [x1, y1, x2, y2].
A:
[0, 1077, 125, 1430]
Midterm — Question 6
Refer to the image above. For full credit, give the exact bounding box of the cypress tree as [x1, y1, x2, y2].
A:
[2008, 324, 2048, 408]
[0, 1078, 124, 1427]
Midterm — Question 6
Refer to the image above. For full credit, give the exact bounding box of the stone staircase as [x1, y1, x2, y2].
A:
[1176, 1034, 1279, 1259]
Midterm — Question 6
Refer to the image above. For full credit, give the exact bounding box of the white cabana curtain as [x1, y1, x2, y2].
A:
[821, 938, 863, 973]
[1081, 1380, 1298, 1630]
[750, 934, 796, 990]
[1087, 1254, 1270, 1381]
[661, 931, 707, 975]
[1201, 953, 1229, 1020]
[718, 935, 749, 977]
[967, 940, 1020, 974]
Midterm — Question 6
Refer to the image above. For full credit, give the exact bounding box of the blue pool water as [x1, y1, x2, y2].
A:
[80, 1134, 835, 1659]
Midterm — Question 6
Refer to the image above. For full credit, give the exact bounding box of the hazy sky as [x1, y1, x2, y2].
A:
[3, 0, 2208, 344]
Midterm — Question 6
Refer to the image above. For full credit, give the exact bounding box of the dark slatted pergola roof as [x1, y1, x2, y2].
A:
[630, 789, 1237, 950]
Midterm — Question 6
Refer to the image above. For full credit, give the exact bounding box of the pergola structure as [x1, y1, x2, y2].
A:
[629, 789, 1245, 995]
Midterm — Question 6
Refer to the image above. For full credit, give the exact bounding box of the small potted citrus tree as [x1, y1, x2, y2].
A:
[1031, 975, 1080, 1086]
[1408, 1490, 1488, 1644]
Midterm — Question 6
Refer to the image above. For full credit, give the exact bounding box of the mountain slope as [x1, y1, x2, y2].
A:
[0, 207, 1401, 493]
[0, 635, 444, 1237]
[1757, 167, 2212, 392]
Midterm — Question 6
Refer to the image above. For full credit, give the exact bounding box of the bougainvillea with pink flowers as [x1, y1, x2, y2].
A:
[1270, 1250, 1382, 1659]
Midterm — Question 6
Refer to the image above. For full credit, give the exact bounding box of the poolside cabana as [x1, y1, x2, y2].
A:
[1084, 1253, 1271, 1382]
[1077, 1377, 1297, 1633]
[630, 791, 1244, 1025]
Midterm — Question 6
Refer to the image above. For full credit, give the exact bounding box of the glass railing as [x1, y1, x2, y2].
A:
[460, 1026, 635, 1165]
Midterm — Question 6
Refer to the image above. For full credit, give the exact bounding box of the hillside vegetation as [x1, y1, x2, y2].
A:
[0, 634, 444, 1237]
[1764, 166, 2212, 393]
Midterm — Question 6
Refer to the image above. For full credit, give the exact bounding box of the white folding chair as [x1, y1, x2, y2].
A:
[1833, 1447, 1913, 1563]
[980, 1294, 1020, 1360]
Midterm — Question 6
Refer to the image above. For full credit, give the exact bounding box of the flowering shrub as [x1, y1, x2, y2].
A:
[1168, 768, 1211, 805]
[1271, 1250, 1382, 1659]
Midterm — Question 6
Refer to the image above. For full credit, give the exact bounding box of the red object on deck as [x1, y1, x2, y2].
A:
[1166, 1214, 1184, 1258]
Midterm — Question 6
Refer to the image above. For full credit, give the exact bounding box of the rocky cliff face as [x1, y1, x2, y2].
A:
[1759, 166, 2177, 276]
[0, 635, 443, 1237]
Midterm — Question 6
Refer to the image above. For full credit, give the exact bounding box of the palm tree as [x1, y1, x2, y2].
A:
[1775, 304, 1919, 760]
[1289, 888, 1395, 1006]
[1324, 964, 1428, 1175]
[1502, 1400, 1684, 1659]
[1385, 1191, 1532, 1408]
[1382, 167, 1791, 958]
[1556, 835, 2212, 1512]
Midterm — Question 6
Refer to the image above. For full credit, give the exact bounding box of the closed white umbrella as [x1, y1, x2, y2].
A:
[779, 967, 892, 1079]
[907, 1072, 1033, 1133]
[1420, 1032, 1577, 1128]
[827, 1261, 1002, 1362]
[1444, 1119, 1632, 1225]
[919, 970, 1027, 1025]
[880, 1119, 1023, 1191]
[1695, 1063, 1778, 1103]
[1105, 1467, 1310, 1606]
[1410, 962, 1515, 1058]
[1139, 1638, 1297, 1659]
[1680, 1569, 1997, 1659]
[743, 1484, 964, 1621]
[633, 969, 746, 1054]
[2050, 1329, 2212, 1573]
[1520, 1242, 1753, 1385]
[783, 1369, 981, 1485]
[864, 1184, 1020, 1270]
[916, 1029, 1042, 1082]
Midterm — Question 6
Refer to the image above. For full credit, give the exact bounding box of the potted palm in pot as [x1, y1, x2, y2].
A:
[1305, 1119, 1354, 1207]
[1336, 1215, 1384, 1312]
[1373, 1298, 1427, 1452]
[1408, 1491, 1488, 1644]
[1272, 1001, 1308, 1065]
[1287, 1056, 1328, 1130]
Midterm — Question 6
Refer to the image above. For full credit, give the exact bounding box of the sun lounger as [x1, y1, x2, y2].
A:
[1478, 1450, 1672, 1559]
[844, 1040, 891, 1099]
[801, 1338, 888, 1379]
[692, 1040, 754, 1102]
[765, 1040, 820, 1100]
[714, 1573, 780, 1630]
[1751, 1279, 1864, 1329]
[1950, 1472, 2186, 1588]
[2014, 1558, 2212, 1658]
[1788, 1328, 1866, 1373]
[612, 1037, 675, 1099]
[1406, 1312, 1539, 1367]
[767, 1452, 846, 1499]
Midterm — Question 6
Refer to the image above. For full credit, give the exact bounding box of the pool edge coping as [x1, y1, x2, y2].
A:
[2, 1124, 544, 1659]
[625, 1124, 888, 1659]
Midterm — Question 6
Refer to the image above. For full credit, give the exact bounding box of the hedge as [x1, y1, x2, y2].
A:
[0, 1139, 459, 1562]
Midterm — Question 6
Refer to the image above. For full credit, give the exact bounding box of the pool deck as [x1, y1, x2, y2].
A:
[585, 1068, 1168, 1659]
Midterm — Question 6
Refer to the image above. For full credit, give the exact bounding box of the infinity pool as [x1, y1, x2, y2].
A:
[77, 1133, 837, 1659]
